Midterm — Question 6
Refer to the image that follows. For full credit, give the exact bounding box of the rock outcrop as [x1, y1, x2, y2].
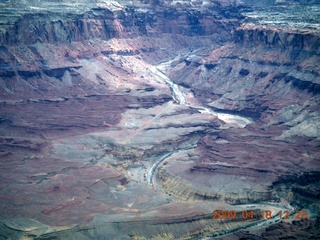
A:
[234, 24, 320, 53]
[0, 1, 241, 45]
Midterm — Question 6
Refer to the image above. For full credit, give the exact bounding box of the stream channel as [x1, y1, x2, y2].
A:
[144, 56, 294, 237]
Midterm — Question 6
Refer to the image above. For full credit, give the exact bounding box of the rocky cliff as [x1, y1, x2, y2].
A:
[234, 24, 320, 53]
[0, 1, 242, 45]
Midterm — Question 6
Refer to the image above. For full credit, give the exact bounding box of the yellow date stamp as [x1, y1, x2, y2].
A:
[212, 209, 308, 220]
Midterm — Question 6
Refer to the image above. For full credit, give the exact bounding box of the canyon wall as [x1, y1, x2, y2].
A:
[0, 3, 240, 45]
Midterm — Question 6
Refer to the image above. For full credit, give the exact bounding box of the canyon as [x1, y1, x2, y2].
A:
[0, 0, 319, 239]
